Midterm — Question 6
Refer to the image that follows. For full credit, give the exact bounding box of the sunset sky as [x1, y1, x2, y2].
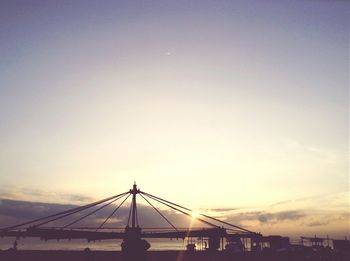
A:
[0, 0, 349, 238]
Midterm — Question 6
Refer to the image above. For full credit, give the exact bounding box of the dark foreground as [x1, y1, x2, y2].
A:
[0, 250, 349, 261]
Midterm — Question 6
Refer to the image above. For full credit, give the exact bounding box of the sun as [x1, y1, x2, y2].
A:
[191, 211, 200, 219]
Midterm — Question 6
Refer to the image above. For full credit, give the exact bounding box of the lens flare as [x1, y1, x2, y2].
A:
[191, 211, 200, 218]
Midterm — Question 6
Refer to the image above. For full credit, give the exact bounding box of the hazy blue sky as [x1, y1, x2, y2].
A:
[0, 0, 348, 235]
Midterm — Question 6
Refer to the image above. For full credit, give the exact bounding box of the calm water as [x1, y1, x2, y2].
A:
[0, 238, 191, 251]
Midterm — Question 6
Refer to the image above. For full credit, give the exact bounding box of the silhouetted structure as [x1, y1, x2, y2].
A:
[121, 184, 150, 261]
[0, 183, 258, 260]
[0, 183, 348, 261]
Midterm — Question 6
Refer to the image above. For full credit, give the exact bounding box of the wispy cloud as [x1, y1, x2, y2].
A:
[0, 185, 94, 204]
[257, 210, 306, 223]
[206, 207, 237, 212]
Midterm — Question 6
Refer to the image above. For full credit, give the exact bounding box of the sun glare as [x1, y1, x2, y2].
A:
[191, 211, 200, 219]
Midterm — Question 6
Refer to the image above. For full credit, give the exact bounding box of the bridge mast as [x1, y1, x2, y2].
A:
[123, 183, 149, 261]
[131, 182, 138, 228]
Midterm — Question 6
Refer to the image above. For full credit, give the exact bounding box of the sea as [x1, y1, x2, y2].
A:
[0, 237, 191, 251]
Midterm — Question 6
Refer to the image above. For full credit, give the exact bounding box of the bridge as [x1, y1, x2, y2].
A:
[0, 183, 262, 258]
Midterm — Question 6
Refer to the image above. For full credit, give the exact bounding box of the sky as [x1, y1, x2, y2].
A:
[0, 0, 349, 238]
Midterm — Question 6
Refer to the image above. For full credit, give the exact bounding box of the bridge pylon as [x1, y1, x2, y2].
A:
[121, 183, 150, 261]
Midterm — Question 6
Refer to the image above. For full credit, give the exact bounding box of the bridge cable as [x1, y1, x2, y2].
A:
[139, 193, 178, 232]
[64, 193, 128, 228]
[33, 192, 130, 228]
[141, 191, 253, 234]
[0, 191, 130, 231]
[96, 193, 131, 231]
[140, 192, 219, 228]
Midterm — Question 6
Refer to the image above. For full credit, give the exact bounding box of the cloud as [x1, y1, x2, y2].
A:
[274, 210, 306, 221]
[255, 210, 306, 224]
[307, 220, 330, 227]
[0, 198, 195, 229]
[65, 194, 94, 203]
[224, 210, 306, 225]
[304, 211, 350, 228]
[257, 214, 268, 223]
[0, 185, 94, 204]
[270, 200, 293, 208]
[0, 199, 76, 223]
[207, 207, 237, 212]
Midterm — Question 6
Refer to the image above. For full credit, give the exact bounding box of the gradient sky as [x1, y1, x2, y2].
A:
[0, 1, 349, 236]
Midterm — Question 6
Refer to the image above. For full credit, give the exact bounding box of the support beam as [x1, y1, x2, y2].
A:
[131, 183, 138, 228]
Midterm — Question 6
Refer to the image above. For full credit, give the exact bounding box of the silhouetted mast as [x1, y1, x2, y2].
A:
[131, 182, 138, 228]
